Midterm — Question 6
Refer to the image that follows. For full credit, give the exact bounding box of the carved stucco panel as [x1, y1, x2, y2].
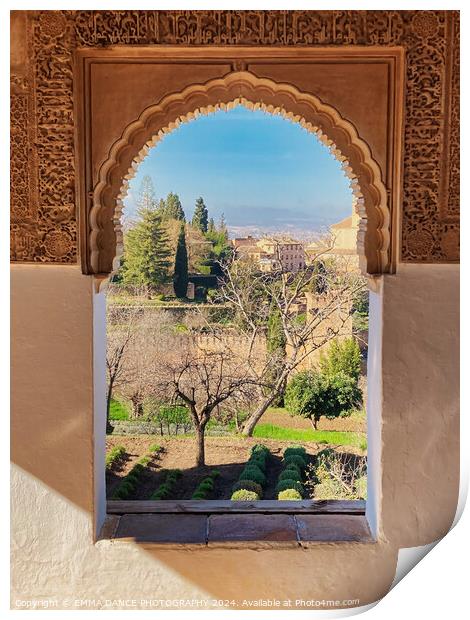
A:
[10, 10, 459, 265]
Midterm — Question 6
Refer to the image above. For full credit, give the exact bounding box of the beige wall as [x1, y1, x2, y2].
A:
[10, 263, 459, 609]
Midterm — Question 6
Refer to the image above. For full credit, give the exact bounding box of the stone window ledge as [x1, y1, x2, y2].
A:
[99, 501, 373, 549]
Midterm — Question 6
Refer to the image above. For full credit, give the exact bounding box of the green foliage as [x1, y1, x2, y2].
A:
[240, 466, 266, 486]
[278, 489, 303, 500]
[283, 446, 307, 459]
[148, 444, 162, 454]
[283, 454, 308, 469]
[275, 479, 304, 496]
[355, 475, 368, 499]
[319, 338, 362, 381]
[159, 192, 185, 221]
[105, 445, 126, 470]
[352, 290, 369, 332]
[109, 399, 129, 421]
[173, 223, 189, 298]
[284, 369, 362, 429]
[253, 424, 366, 448]
[149, 403, 191, 433]
[231, 489, 260, 501]
[251, 444, 270, 456]
[191, 474, 217, 499]
[192, 197, 209, 233]
[150, 469, 182, 500]
[121, 203, 172, 292]
[231, 480, 263, 497]
[111, 456, 152, 500]
[278, 469, 302, 482]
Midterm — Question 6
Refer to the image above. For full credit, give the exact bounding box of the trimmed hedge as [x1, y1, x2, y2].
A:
[283, 454, 308, 469]
[232, 479, 263, 497]
[150, 469, 182, 500]
[230, 444, 271, 499]
[240, 465, 266, 486]
[191, 469, 221, 500]
[278, 468, 302, 482]
[278, 488, 302, 500]
[231, 489, 259, 501]
[283, 446, 307, 460]
[275, 479, 304, 495]
[272, 446, 310, 500]
[105, 445, 126, 471]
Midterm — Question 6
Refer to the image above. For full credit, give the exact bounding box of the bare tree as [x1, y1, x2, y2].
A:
[106, 289, 142, 432]
[152, 334, 259, 466]
[210, 239, 366, 436]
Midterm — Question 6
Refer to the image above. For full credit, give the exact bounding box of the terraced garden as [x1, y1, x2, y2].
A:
[105, 435, 367, 501]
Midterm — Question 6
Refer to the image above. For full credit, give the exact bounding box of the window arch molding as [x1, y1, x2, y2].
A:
[88, 70, 390, 278]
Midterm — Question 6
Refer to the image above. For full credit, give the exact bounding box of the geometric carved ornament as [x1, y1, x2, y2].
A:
[10, 10, 460, 265]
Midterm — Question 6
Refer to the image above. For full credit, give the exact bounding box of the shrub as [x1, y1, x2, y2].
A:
[210, 469, 221, 479]
[284, 462, 302, 477]
[251, 444, 270, 456]
[240, 466, 266, 486]
[191, 475, 217, 499]
[283, 446, 306, 459]
[150, 469, 183, 500]
[105, 445, 126, 470]
[275, 479, 304, 496]
[231, 490, 259, 501]
[278, 489, 303, 500]
[231, 480, 263, 498]
[283, 454, 307, 469]
[355, 475, 367, 499]
[148, 444, 162, 454]
[279, 469, 302, 482]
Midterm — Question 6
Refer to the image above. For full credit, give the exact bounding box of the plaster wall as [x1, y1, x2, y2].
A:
[10, 262, 459, 609]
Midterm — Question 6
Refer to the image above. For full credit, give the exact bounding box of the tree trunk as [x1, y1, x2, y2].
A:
[130, 396, 144, 419]
[195, 424, 206, 467]
[106, 380, 114, 434]
[242, 374, 288, 437]
[310, 417, 318, 431]
[242, 397, 274, 437]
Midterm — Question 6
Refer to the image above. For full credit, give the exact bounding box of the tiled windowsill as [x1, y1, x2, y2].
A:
[100, 500, 374, 549]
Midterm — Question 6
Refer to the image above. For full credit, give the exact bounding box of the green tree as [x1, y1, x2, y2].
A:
[319, 338, 362, 381]
[173, 223, 189, 298]
[208, 217, 216, 233]
[285, 370, 362, 430]
[121, 204, 172, 294]
[192, 197, 209, 233]
[163, 192, 185, 221]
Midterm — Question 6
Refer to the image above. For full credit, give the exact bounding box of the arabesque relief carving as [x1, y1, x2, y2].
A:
[91, 75, 388, 276]
[10, 10, 459, 265]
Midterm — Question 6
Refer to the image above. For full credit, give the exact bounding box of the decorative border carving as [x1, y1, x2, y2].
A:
[90, 72, 388, 276]
[10, 10, 459, 265]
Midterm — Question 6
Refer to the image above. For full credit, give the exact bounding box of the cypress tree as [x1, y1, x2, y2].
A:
[192, 197, 209, 233]
[121, 204, 171, 294]
[173, 223, 189, 298]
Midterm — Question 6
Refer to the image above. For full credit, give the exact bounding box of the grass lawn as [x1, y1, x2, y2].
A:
[253, 423, 367, 449]
[109, 399, 129, 420]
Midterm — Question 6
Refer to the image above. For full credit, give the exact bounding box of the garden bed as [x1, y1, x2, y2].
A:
[105, 436, 366, 501]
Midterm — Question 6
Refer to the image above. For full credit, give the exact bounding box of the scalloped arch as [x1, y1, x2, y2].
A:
[90, 71, 390, 277]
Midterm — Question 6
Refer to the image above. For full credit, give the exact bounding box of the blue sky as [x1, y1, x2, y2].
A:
[123, 106, 353, 235]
